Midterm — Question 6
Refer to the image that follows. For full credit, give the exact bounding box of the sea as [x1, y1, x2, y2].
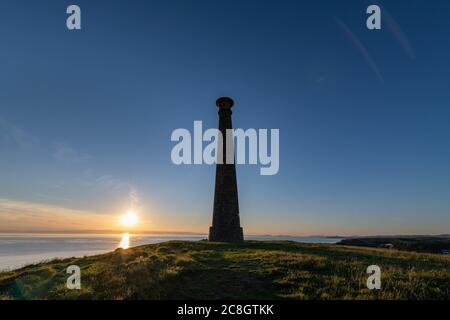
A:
[0, 233, 342, 271]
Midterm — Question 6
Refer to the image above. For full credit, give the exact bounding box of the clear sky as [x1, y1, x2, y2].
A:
[0, 0, 449, 236]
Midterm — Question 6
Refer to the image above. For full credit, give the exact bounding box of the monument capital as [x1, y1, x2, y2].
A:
[216, 97, 234, 110]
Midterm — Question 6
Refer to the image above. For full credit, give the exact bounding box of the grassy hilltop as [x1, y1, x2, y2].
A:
[0, 241, 449, 300]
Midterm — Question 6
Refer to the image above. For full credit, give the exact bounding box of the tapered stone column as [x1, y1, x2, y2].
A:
[209, 97, 244, 243]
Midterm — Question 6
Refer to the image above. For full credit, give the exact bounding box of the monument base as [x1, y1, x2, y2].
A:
[209, 226, 244, 243]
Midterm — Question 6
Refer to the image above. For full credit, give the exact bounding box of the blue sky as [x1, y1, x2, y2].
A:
[0, 0, 449, 235]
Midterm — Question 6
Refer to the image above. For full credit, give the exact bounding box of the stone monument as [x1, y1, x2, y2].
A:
[209, 97, 244, 243]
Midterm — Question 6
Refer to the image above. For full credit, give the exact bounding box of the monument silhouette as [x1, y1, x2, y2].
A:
[209, 97, 244, 243]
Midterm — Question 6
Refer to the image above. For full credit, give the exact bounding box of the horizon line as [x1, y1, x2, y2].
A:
[0, 230, 448, 238]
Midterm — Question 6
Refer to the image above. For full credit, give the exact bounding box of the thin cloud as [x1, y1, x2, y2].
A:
[0, 199, 116, 233]
[0, 117, 37, 149]
[128, 187, 141, 212]
[95, 175, 130, 191]
[335, 18, 384, 82]
[77, 172, 138, 202]
[34, 193, 75, 203]
[94, 176, 141, 212]
[53, 142, 93, 163]
[0, 117, 93, 164]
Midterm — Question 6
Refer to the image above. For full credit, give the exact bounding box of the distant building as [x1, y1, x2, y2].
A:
[441, 249, 450, 255]
[380, 243, 394, 249]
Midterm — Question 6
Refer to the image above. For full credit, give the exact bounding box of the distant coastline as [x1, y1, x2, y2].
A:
[1, 230, 448, 238]
[338, 236, 450, 254]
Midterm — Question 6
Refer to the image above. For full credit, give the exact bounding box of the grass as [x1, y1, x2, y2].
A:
[0, 240, 449, 300]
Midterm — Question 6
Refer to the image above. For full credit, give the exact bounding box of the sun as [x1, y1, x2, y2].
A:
[120, 211, 138, 228]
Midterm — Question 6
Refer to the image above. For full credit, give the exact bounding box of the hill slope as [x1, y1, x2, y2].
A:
[1, 241, 449, 300]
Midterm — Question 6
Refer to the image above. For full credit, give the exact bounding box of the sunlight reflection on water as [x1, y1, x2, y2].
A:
[118, 233, 130, 249]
